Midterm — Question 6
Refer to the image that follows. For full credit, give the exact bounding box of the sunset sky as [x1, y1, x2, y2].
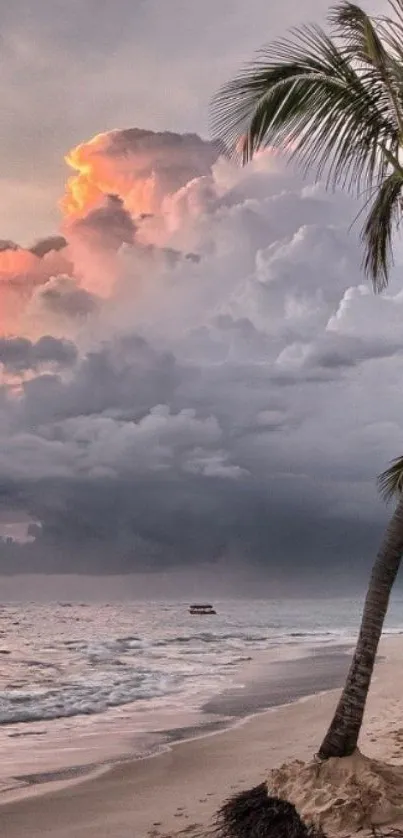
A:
[0, 0, 341, 243]
[0, 0, 398, 593]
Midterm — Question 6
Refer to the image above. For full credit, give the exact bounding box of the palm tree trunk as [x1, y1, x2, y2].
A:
[318, 496, 403, 760]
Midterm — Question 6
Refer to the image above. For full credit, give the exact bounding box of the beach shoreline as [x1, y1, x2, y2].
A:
[2, 636, 403, 836]
[0, 641, 353, 805]
[0, 685, 346, 838]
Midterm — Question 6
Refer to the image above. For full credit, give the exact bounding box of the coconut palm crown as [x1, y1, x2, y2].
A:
[211, 0, 403, 292]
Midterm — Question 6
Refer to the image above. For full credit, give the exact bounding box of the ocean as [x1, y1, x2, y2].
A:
[0, 595, 402, 790]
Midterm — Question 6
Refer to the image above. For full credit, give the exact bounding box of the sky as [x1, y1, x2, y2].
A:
[0, 0, 399, 595]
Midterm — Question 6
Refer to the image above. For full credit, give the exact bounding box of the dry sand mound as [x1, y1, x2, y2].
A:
[269, 750, 403, 834]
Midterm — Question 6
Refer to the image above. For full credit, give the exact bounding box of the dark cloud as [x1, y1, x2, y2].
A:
[0, 320, 393, 581]
[0, 240, 19, 253]
[34, 275, 98, 318]
[0, 143, 400, 586]
[30, 236, 67, 258]
[0, 335, 77, 372]
[16, 334, 182, 426]
[0, 475, 386, 587]
[69, 195, 136, 249]
[304, 334, 403, 371]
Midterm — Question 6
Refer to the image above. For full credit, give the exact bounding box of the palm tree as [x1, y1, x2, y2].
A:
[211, 0, 403, 760]
[318, 475, 403, 758]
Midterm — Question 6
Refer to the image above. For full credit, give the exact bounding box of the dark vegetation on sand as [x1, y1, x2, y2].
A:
[215, 785, 324, 838]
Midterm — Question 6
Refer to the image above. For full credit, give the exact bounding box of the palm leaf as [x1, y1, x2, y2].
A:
[378, 1, 403, 64]
[378, 456, 403, 501]
[331, 2, 391, 65]
[360, 171, 402, 290]
[331, 2, 403, 138]
[211, 20, 398, 188]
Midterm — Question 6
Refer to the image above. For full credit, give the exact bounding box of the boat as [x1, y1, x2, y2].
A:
[189, 603, 217, 615]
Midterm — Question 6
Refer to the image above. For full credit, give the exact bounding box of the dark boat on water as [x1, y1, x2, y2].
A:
[189, 603, 217, 615]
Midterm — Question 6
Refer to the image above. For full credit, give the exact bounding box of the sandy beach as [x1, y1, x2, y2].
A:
[1, 635, 403, 838]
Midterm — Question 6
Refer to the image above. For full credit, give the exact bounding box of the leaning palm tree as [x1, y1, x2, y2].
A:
[318, 466, 403, 758]
[211, 0, 403, 760]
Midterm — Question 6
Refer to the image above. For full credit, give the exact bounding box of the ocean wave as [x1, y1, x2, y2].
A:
[0, 669, 182, 725]
[154, 631, 270, 647]
[288, 631, 337, 638]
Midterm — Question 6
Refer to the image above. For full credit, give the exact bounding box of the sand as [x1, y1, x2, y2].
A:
[1, 635, 403, 838]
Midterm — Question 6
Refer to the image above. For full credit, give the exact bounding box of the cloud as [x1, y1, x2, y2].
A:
[0, 129, 222, 331]
[0, 335, 77, 373]
[32, 275, 99, 318]
[0, 240, 19, 253]
[0, 0, 335, 251]
[29, 236, 67, 258]
[0, 127, 401, 586]
[15, 334, 183, 428]
[62, 128, 221, 220]
[67, 195, 136, 249]
[0, 240, 73, 336]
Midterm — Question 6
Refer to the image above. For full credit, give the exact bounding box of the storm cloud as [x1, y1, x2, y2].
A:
[0, 124, 401, 588]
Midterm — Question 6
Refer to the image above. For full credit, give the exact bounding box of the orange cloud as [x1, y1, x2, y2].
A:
[61, 128, 220, 222]
[0, 245, 73, 337]
[0, 248, 39, 283]
[0, 127, 221, 334]
[0, 250, 46, 336]
[61, 131, 155, 220]
[62, 171, 105, 219]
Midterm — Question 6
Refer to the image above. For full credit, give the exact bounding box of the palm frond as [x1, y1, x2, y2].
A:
[330, 2, 403, 139]
[210, 0, 403, 289]
[379, 1, 403, 62]
[330, 2, 389, 64]
[378, 456, 403, 502]
[361, 171, 403, 290]
[210, 22, 397, 192]
[388, 0, 403, 26]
